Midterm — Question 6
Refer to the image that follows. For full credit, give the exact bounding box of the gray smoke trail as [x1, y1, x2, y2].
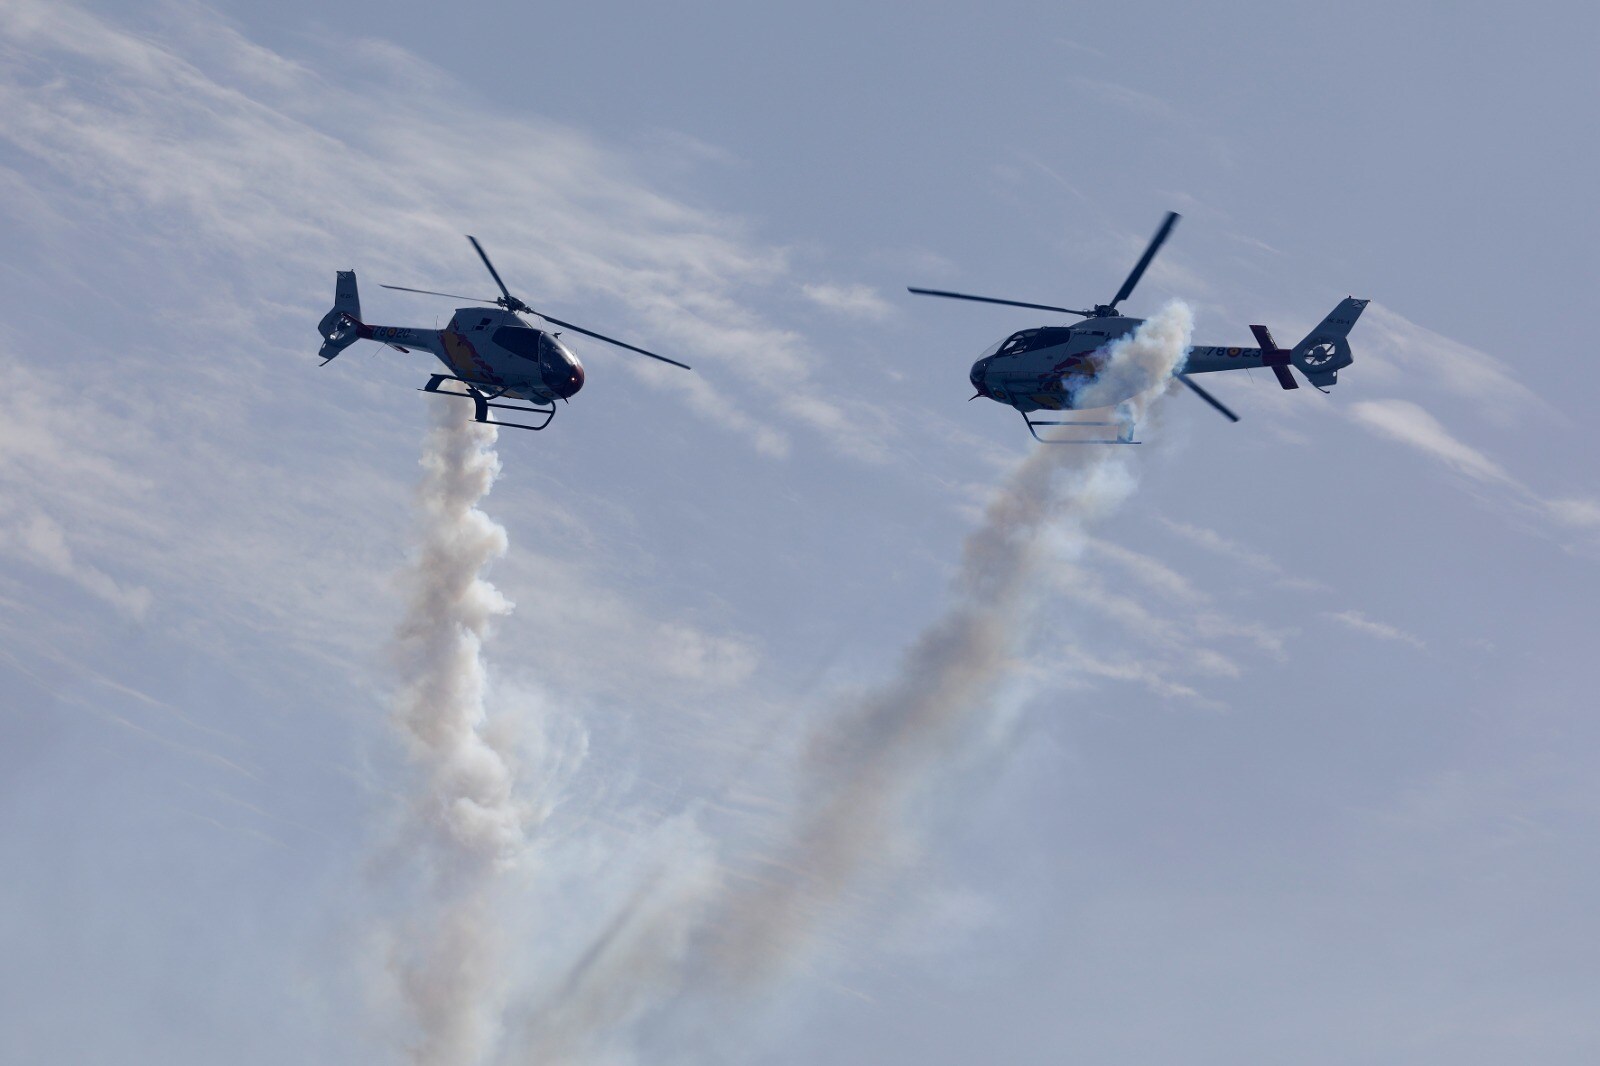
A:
[706, 299, 1194, 981]
[391, 399, 529, 1066]
[518, 302, 1195, 1059]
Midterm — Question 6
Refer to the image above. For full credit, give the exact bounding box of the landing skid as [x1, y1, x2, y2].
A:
[420, 374, 556, 432]
[1021, 409, 1139, 445]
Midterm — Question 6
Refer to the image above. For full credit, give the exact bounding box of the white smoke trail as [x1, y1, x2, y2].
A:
[705, 300, 1195, 981]
[390, 399, 528, 1066]
[1073, 298, 1197, 422]
[517, 302, 1195, 1059]
[704, 456, 1120, 977]
[516, 812, 726, 1065]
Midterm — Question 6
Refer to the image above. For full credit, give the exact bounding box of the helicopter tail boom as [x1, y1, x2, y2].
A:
[317, 270, 441, 362]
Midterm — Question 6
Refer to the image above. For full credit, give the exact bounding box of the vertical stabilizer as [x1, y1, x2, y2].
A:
[332, 269, 361, 321]
[317, 271, 365, 364]
[1291, 297, 1368, 390]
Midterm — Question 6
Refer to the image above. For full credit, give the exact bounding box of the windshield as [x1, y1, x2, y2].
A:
[539, 334, 573, 363]
[995, 327, 1074, 357]
[491, 326, 542, 361]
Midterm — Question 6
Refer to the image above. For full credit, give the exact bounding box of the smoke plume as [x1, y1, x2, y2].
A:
[519, 302, 1195, 1058]
[1072, 299, 1197, 418]
[708, 299, 1195, 980]
[390, 399, 528, 1066]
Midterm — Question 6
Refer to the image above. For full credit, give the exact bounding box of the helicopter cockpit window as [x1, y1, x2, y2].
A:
[996, 329, 1040, 356]
[996, 327, 1073, 356]
[492, 326, 543, 361]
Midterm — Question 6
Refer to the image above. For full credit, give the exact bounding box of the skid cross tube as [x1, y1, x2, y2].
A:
[420, 374, 557, 432]
[1021, 410, 1139, 445]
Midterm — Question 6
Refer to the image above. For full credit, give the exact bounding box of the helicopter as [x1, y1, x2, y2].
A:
[908, 212, 1369, 443]
[316, 236, 689, 431]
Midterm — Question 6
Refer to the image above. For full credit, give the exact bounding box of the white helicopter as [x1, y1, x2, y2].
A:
[316, 236, 689, 431]
[909, 212, 1368, 442]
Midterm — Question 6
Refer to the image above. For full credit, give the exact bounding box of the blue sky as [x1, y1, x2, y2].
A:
[1, 1, 1597, 1063]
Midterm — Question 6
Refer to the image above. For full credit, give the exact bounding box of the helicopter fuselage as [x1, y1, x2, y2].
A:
[319, 244, 687, 432]
[969, 316, 1276, 413]
[358, 306, 584, 404]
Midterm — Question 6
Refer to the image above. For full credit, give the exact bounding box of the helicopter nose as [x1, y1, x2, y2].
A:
[544, 356, 584, 399]
[969, 361, 990, 397]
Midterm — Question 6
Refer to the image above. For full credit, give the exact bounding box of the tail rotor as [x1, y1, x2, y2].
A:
[1291, 297, 1368, 391]
[316, 270, 367, 364]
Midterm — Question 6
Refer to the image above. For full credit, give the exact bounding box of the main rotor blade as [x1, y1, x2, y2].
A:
[381, 284, 497, 302]
[466, 235, 519, 307]
[907, 287, 1090, 315]
[1109, 211, 1180, 310]
[538, 314, 691, 370]
[1177, 372, 1240, 423]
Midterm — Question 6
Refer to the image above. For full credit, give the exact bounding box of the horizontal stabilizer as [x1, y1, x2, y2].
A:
[1249, 324, 1284, 359]
[1249, 324, 1299, 390]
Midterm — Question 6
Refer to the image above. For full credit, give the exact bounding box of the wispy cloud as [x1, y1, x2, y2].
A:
[1085, 537, 1207, 605]
[0, 2, 817, 794]
[1348, 400, 1511, 485]
[0, 645, 258, 779]
[1070, 77, 1179, 122]
[0, 0, 892, 462]
[1348, 399, 1600, 544]
[1325, 609, 1426, 649]
[1060, 646, 1208, 704]
[1545, 497, 1600, 530]
[1027, 522, 1328, 714]
[1356, 304, 1546, 422]
[1158, 517, 1328, 593]
[0, 507, 151, 618]
[800, 281, 894, 321]
[1042, 541, 1296, 707]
